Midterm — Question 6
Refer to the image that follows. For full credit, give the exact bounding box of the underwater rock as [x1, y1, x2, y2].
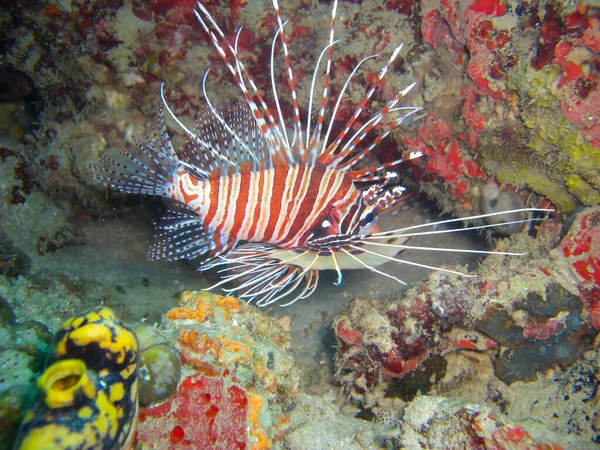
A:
[0, 144, 33, 207]
[13, 307, 139, 450]
[0, 299, 51, 450]
[280, 392, 381, 450]
[494, 329, 589, 384]
[0, 349, 39, 450]
[477, 282, 591, 384]
[0, 296, 16, 326]
[501, 347, 600, 445]
[397, 395, 566, 448]
[138, 343, 181, 406]
[11, 320, 54, 361]
[335, 209, 598, 408]
[0, 72, 34, 102]
[0, 140, 79, 261]
[0, 71, 39, 142]
[0, 230, 30, 278]
[0, 269, 116, 332]
[136, 291, 299, 449]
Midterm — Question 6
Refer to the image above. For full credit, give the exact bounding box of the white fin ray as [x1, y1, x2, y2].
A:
[370, 208, 554, 237]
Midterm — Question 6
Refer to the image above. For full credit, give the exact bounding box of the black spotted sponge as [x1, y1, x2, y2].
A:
[14, 307, 139, 450]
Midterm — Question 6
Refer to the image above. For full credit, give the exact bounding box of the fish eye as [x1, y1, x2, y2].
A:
[360, 210, 376, 227]
[359, 209, 378, 235]
[322, 219, 332, 228]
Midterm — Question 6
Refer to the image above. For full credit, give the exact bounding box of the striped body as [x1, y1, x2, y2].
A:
[91, 0, 551, 305]
[168, 162, 359, 253]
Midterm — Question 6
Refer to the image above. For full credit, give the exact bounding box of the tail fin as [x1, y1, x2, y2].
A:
[90, 110, 180, 196]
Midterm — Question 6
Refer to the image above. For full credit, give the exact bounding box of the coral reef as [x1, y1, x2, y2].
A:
[280, 391, 381, 449]
[415, 0, 600, 213]
[0, 229, 30, 278]
[0, 72, 38, 142]
[13, 307, 139, 450]
[0, 0, 598, 448]
[135, 291, 299, 449]
[0, 270, 115, 332]
[0, 297, 52, 450]
[555, 206, 600, 328]
[0, 139, 80, 262]
[1, 0, 596, 223]
[334, 206, 600, 445]
[500, 347, 600, 445]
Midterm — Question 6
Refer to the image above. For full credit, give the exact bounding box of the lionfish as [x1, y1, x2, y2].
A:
[92, 0, 551, 306]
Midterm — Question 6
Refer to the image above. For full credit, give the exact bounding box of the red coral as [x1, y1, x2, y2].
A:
[522, 317, 563, 340]
[136, 373, 248, 449]
[228, 0, 248, 23]
[578, 14, 600, 52]
[531, 4, 564, 70]
[468, 0, 506, 16]
[406, 114, 488, 198]
[416, 0, 521, 182]
[463, 89, 485, 147]
[559, 79, 600, 146]
[582, 287, 600, 329]
[421, 10, 466, 60]
[557, 207, 600, 328]
[335, 319, 361, 345]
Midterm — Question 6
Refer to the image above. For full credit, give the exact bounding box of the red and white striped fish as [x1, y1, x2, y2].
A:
[92, 0, 552, 306]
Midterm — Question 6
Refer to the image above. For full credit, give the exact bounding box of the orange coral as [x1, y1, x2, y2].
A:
[247, 392, 271, 450]
[161, 290, 297, 447]
[168, 292, 242, 322]
[216, 336, 252, 364]
[166, 302, 213, 323]
[215, 295, 241, 311]
[247, 392, 263, 424]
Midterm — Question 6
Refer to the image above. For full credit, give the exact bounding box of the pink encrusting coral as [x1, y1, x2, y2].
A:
[556, 206, 600, 329]
[415, 0, 600, 212]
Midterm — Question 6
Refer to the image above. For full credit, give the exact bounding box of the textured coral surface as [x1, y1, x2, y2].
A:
[334, 206, 600, 446]
[1, 0, 599, 448]
[136, 291, 299, 449]
[1, 0, 598, 220]
[137, 373, 249, 449]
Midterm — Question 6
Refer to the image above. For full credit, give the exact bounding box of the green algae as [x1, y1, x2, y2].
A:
[481, 64, 600, 212]
[527, 113, 600, 208]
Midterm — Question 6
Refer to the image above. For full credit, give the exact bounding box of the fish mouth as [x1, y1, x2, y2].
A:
[252, 232, 408, 273]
